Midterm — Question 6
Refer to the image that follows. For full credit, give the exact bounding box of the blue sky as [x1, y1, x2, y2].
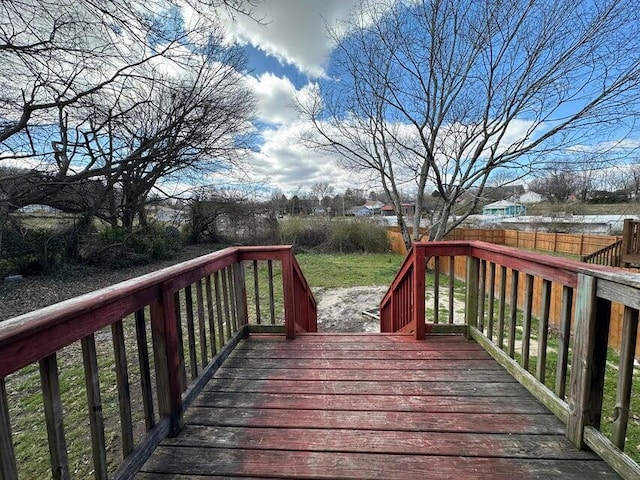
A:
[218, 0, 372, 196]
[220, 0, 640, 197]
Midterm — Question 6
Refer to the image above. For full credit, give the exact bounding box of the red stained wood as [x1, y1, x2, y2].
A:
[163, 425, 596, 460]
[186, 406, 564, 434]
[138, 333, 619, 479]
[139, 446, 619, 479]
[204, 378, 521, 396]
[194, 391, 549, 414]
[214, 367, 521, 382]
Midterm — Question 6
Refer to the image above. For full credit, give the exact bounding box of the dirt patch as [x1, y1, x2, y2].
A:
[314, 286, 388, 333]
[314, 285, 467, 333]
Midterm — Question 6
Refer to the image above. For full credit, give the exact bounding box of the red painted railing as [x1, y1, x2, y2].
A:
[381, 241, 640, 479]
[0, 245, 315, 480]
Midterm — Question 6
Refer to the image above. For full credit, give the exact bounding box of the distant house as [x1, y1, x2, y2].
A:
[482, 200, 526, 217]
[364, 200, 384, 215]
[518, 191, 543, 204]
[347, 206, 370, 216]
[381, 203, 416, 217]
[381, 205, 395, 216]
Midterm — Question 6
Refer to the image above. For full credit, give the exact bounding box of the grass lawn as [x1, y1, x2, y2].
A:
[296, 252, 404, 288]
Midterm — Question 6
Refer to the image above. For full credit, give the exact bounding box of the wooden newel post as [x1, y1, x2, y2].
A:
[567, 273, 611, 449]
[413, 246, 426, 340]
[281, 248, 297, 340]
[150, 282, 184, 436]
[465, 256, 480, 339]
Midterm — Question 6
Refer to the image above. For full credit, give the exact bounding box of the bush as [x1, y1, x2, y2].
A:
[278, 218, 390, 253]
[1, 221, 72, 276]
[85, 225, 183, 268]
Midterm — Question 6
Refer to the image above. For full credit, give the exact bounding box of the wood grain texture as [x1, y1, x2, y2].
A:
[137, 333, 619, 480]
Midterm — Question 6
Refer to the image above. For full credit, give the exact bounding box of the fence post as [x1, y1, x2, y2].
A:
[150, 282, 184, 436]
[465, 256, 480, 339]
[567, 273, 611, 449]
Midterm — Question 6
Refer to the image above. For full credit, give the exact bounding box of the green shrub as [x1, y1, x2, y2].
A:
[1, 221, 71, 276]
[85, 225, 183, 268]
[278, 218, 389, 253]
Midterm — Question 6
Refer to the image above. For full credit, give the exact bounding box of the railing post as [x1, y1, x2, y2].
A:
[465, 256, 480, 339]
[413, 246, 426, 340]
[233, 262, 249, 327]
[150, 282, 184, 436]
[281, 248, 296, 339]
[567, 273, 611, 449]
[0, 378, 18, 480]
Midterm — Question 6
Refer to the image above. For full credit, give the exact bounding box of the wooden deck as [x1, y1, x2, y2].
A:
[137, 333, 620, 479]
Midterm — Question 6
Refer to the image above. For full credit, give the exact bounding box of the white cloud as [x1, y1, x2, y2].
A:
[247, 73, 300, 125]
[245, 121, 371, 195]
[224, 0, 365, 76]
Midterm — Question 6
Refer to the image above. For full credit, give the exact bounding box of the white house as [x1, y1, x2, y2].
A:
[482, 200, 526, 217]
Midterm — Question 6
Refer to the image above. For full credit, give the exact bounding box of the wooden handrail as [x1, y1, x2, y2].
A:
[0, 245, 316, 479]
[581, 240, 622, 267]
[381, 240, 640, 479]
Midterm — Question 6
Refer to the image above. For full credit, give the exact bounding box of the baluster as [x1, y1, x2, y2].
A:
[81, 334, 108, 479]
[112, 319, 134, 457]
[478, 259, 486, 333]
[433, 257, 440, 324]
[268, 260, 276, 324]
[184, 285, 198, 379]
[448, 256, 455, 324]
[213, 271, 226, 345]
[0, 379, 18, 479]
[39, 353, 70, 480]
[196, 279, 208, 369]
[521, 274, 534, 370]
[487, 262, 496, 341]
[536, 280, 552, 383]
[465, 256, 480, 338]
[611, 306, 638, 450]
[205, 275, 218, 357]
[498, 265, 507, 349]
[226, 267, 238, 331]
[173, 291, 187, 389]
[134, 309, 155, 431]
[556, 285, 574, 399]
[221, 268, 232, 340]
[508, 269, 519, 358]
[253, 260, 262, 324]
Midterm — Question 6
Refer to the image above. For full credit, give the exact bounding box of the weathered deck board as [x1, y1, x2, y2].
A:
[138, 333, 620, 479]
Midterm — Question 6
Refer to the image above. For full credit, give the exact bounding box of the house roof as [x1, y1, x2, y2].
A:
[483, 200, 524, 209]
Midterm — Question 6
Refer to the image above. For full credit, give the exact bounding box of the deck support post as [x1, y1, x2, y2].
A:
[567, 273, 611, 449]
[150, 282, 184, 436]
[465, 256, 480, 339]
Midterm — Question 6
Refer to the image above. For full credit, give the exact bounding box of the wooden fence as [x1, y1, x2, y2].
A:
[387, 227, 621, 257]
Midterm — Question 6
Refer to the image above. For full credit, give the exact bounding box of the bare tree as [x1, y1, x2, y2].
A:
[529, 169, 578, 203]
[0, 0, 257, 227]
[301, 0, 640, 249]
